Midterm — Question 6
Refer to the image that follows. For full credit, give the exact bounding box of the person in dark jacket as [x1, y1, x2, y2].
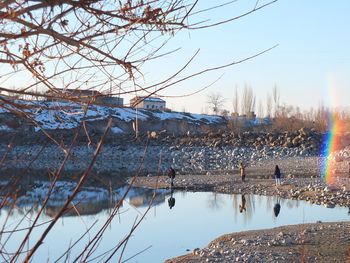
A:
[168, 167, 176, 187]
[274, 165, 281, 186]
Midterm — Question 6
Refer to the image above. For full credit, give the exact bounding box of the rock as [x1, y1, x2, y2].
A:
[193, 248, 201, 255]
[299, 127, 311, 137]
[211, 251, 221, 257]
[284, 141, 293, 148]
[148, 131, 158, 139]
[283, 238, 294, 245]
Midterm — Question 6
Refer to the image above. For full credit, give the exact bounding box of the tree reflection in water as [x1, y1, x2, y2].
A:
[207, 192, 225, 210]
[2, 184, 317, 223]
[1, 187, 349, 263]
[231, 194, 309, 224]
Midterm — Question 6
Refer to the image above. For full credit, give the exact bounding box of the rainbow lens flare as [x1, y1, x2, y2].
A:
[320, 111, 343, 184]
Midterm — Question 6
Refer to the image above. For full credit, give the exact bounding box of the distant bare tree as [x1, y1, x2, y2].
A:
[207, 193, 224, 210]
[257, 99, 264, 118]
[314, 102, 327, 131]
[201, 106, 209, 115]
[241, 85, 255, 116]
[294, 106, 302, 119]
[272, 85, 280, 117]
[207, 92, 225, 115]
[266, 93, 272, 118]
[232, 86, 239, 115]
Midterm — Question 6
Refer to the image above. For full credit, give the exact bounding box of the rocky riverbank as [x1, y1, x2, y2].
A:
[2, 128, 350, 262]
[2, 127, 346, 176]
[0, 143, 324, 176]
[133, 160, 350, 208]
[130, 155, 350, 263]
[164, 221, 350, 263]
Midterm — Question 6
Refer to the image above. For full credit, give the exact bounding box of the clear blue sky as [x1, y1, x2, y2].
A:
[139, 0, 350, 114]
[2, 0, 348, 115]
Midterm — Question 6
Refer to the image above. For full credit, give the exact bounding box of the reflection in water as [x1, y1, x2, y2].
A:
[232, 194, 255, 224]
[168, 190, 175, 209]
[45, 200, 113, 217]
[1, 186, 350, 263]
[273, 203, 281, 217]
[272, 196, 282, 217]
[207, 193, 224, 210]
[0, 181, 171, 217]
[127, 187, 169, 208]
[239, 194, 247, 213]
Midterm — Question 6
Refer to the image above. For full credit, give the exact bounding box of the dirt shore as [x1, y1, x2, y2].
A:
[131, 157, 350, 263]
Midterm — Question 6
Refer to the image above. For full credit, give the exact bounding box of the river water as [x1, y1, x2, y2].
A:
[1, 184, 349, 262]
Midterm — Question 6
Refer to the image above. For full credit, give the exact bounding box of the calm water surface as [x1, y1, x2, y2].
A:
[1, 186, 349, 263]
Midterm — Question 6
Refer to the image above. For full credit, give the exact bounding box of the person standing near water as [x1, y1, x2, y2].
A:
[168, 167, 176, 187]
[274, 165, 281, 186]
[239, 162, 246, 182]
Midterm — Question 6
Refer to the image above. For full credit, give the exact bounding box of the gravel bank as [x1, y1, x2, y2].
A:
[164, 222, 350, 263]
[133, 156, 350, 208]
[131, 156, 350, 263]
[0, 144, 333, 175]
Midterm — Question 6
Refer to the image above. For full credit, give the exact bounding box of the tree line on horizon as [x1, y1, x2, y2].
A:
[206, 85, 350, 133]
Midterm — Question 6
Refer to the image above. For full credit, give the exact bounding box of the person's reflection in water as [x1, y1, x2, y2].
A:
[239, 194, 246, 213]
[273, 197, 281, 217]
[168, 189, 175, 209]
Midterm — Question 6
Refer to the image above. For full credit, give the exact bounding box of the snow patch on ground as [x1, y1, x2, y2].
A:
[1, 100, 267, 131]
[111, 127, 124, 133]
[187, 112, 222, 123]
[152, 111, 222, 123]
[0, 125, 12, 131]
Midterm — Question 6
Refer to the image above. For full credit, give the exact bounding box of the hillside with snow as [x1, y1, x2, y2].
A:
[0, 100, 242, 133]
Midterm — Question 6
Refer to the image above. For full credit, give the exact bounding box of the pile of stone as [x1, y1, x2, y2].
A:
[164, 222, 350, 263]
[167, 128, 322, 151]
[1, 128, 349, 176]
[0, 144, 323, 175]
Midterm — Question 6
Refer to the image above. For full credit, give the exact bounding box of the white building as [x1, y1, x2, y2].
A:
[130, 96, 166, 110]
